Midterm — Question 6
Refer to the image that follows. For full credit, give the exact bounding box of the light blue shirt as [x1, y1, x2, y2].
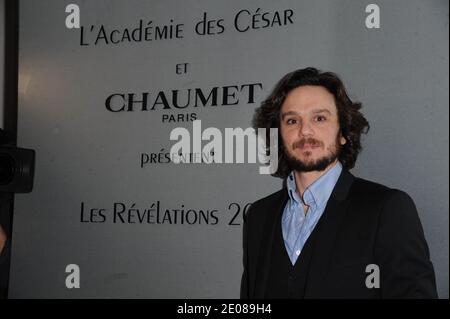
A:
[282, 161, 343, 265]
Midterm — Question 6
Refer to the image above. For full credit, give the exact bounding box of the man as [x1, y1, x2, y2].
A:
[241, 67, 437, 299]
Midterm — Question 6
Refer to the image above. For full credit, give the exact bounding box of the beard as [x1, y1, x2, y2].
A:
[283, 136, 342, 173]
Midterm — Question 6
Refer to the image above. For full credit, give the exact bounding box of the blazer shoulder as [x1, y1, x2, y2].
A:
[251, 188, 286, 207]
[350, 176, 404, 202]
[246, 188, 287, 221]
[351, 176, 393, 196]
[349, 176, 417, 213]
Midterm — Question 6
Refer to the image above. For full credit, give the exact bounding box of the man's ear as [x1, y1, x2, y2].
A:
[340, 134, 347, 145]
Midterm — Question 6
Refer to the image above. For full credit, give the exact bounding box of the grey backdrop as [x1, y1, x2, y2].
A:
[9, 0, 449, 298]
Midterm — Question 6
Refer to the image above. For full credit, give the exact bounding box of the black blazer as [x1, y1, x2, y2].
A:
[241, 169, 438, 298]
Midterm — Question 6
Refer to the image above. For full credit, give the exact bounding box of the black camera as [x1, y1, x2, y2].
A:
[0, 129, 35, 193]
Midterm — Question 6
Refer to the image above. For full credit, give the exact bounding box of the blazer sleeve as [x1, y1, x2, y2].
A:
[374, 190, 438, 298]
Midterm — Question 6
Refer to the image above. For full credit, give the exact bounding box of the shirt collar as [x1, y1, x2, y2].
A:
[286, 161, 343, 209]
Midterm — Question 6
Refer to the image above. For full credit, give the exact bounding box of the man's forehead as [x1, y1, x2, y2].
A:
[281, 85, 336, 111]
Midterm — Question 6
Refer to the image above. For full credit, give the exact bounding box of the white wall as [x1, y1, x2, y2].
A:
[9, 0, 449, 298]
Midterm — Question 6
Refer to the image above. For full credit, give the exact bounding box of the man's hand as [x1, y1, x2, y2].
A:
[0, 225, 6, 255]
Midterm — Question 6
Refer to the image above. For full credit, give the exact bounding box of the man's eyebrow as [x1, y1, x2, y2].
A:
[312, 108, 332, 115]
[280, 111, 298, 120]
[281, 109, 333, 120]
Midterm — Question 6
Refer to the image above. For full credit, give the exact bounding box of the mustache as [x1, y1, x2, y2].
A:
[293, 138, 324, 149]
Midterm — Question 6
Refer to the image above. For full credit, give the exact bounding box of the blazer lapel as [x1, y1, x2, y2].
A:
[303, 169, 355, 297]
[253, 191, 288, 298]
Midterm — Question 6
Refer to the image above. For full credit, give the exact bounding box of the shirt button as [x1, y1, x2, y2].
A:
[296, 250, 301, 256]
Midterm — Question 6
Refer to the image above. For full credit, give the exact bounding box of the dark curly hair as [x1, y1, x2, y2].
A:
[253, 67, 370, 178]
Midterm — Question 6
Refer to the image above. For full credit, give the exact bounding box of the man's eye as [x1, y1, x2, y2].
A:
[315, 116, 326, 122]
[286, 119, 297, 125]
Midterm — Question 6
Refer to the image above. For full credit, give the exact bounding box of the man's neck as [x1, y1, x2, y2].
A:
[294, 159, 339, 197]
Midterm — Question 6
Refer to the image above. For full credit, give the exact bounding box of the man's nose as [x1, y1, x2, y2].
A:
[298, 120, 314, 137]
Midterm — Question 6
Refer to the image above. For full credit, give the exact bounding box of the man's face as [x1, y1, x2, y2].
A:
[280, 85, 346, 172]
